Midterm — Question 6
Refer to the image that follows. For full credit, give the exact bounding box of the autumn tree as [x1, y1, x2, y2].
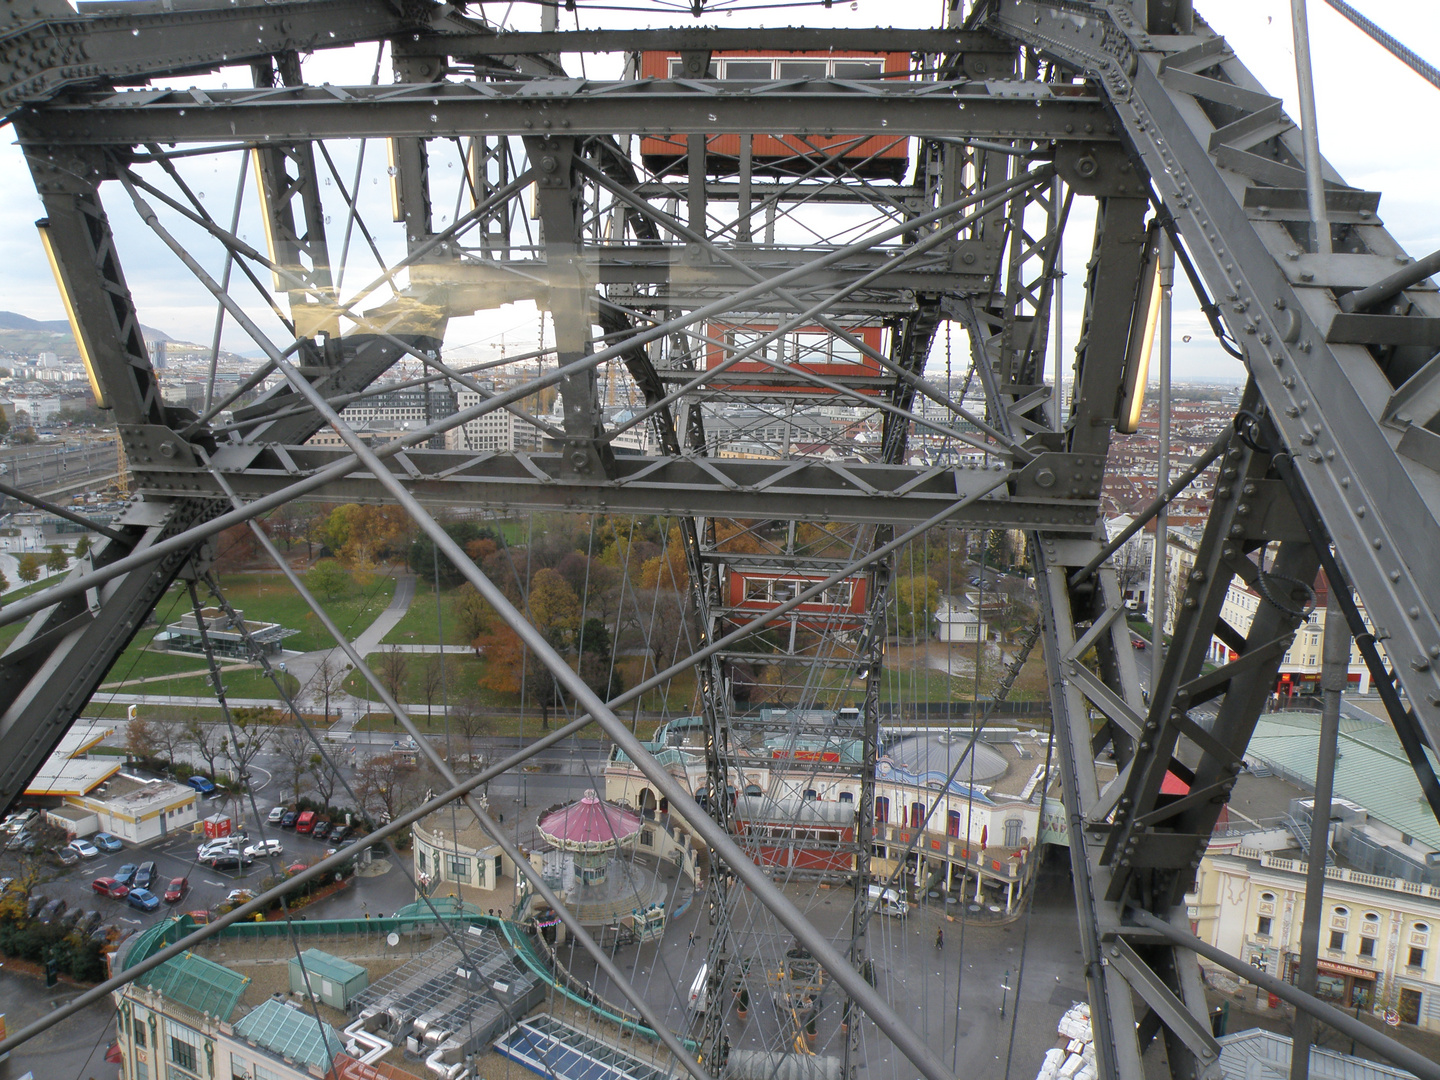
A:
[455, 584, 490, 647]
[16, 553, 39, 583]
[211, 522, 259, 572]
[889, 574, 940, 640]
[320, 503, 411, 571]
[475, 617, 566, 729]
[408, 520, 498, 587]
[125, 717, 158, 762]
[527, 567, 580, 647]
[639, 525, 689, 591]
[72, 535, 91, 560]
[45, 545, 67, 572]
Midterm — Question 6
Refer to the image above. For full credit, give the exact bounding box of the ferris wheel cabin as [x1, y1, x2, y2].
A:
[639, 51, 913, 180]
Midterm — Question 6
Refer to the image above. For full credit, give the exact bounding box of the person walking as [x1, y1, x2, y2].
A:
[935, 928, 944, 951]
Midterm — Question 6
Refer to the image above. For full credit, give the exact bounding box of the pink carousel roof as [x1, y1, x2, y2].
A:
[537, 790, 643, 849]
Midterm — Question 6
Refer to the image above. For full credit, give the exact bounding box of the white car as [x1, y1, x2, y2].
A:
[266, 806, 286, 825]
[243, 839, 283, 859]
[197, 839, 238, 860]
[68, 839, 99, 859]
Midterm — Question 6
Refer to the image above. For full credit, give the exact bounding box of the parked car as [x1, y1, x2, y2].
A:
[9, 831, 35, 854]
[73, 909, 103, 935]
[280, 810, 300, 829]
[37, 897, 67, 924]
[68, 839, 99, 859]
[91, 832, 123, 853]
[197, 839, 237, 860]
[134, 862, 157, 890]
[285, 862, 309, 876]
[92, 877, 129, 899]
[311, 818, 332, 840]
[115, 864, 138, 888]
[53, 845, 80, 867]
[163, 877, 189, 904]
[207, 853, 253, 871]
[26, 894, 46, 919]
[242, 840, 282, 859]
[89, 923, 118, 944]
[328, 826, 352, 845]
[267, 806, 287, 825]
[224, 889, 255, 905]
[126, 888, 159, 912]
[187, 775, 217, 797]
[2, 809, 36, 834]
[295, 811, 316, 834]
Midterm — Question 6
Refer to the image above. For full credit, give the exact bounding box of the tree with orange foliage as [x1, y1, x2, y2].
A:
[640, 525, 689, 590]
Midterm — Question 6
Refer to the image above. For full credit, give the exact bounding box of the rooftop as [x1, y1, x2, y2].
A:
[73, 773, 196, 812]
[24, 756, 120, 797]
[233, 997, 343, 1072]
[1246, 711, 1440, 850]
[135, 952, 250, 1022]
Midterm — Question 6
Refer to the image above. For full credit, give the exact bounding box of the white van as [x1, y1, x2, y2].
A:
[866, 885, 909, 918]
[688, 962, 709, 1013]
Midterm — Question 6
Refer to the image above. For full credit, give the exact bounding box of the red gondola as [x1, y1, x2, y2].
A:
[731, 795, 856, 872]
[639, 51, 912, 180]
[726, 569, 868, 632]
[705, 321, 889, 396]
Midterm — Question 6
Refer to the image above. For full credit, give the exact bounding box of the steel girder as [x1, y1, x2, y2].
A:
[1, 3, 1438, 1079]
[976, 1, 1440, 1077]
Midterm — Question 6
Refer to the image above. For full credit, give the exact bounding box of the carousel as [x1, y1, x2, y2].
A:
[532, 790, 682, 942]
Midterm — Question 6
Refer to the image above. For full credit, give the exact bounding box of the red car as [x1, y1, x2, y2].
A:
[163, 877, 189, 904]
[92, 877, 129, 899]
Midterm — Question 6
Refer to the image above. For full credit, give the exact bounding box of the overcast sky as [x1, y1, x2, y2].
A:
[1, 0, 1436, 383]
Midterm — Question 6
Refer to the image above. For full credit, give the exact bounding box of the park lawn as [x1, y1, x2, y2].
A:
[99, 650, 234, 685]
[351, 710, 663, 742]
[380, 586, 470, 647]
[149, 668, 301, 701]
[210, 570, 397, 651]
[343, 652, 485, 705]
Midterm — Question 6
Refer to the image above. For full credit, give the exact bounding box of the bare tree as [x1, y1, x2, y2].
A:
[420, 655, 445, 719]
[221, 707, 274, 788]
[308, 751, 340, 809]
[272, 724, 315, 804]
[449, 693, 489, 769]
[355, 752, 419, 823]
[183, 717, 224, 779]
[149, 718, 187, 768]
[304, 653, 347, 725]
[376, 645, 410, 707]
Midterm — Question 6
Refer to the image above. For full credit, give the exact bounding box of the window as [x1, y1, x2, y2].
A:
[722, 60, 773, 80]
[1256, 916, 1272, 937]
[1333, 906, 1349, 916]
[947, 810, 961, 838]
[778, 60, 826, 79]
[838, 791, 854, 803]
[1409, 946, 1426, 968]
[909, 802, 924, 829]
[134, 1020, 147, 1048]
[834, 60, 883, 78]
[1260, 892, 1275, 903]
[447, 855, 471, 883]
[1416, 923, 1431, 934]
[874, 797, 889, 824]
[1358, 936, 1375, 958]
[170, 1035, 198, 1072]
[1329, 931, 1346, 951]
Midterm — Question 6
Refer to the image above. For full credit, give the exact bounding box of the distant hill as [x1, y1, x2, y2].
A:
[0, 310, 171, 343]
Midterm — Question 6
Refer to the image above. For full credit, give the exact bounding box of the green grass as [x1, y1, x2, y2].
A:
[153, 669, 301, 701]
[208, 571, 396, 652]
[343, 653, 485, 703]
[380, 586, 470, 647]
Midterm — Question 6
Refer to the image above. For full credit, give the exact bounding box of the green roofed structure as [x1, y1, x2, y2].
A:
[134, 952, 249, 1022]
[232, 998, 343, 1072]
[288, 949, 368, 1009]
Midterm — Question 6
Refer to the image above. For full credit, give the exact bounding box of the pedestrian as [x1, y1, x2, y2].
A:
[935, 928, 944, 950]
[688, 929, 697, 946]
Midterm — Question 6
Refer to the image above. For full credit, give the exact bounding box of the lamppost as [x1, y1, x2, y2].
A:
[999, 970, 1011, 1017]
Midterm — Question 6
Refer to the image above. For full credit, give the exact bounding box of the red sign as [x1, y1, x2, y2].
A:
[772, 750, 840, 763]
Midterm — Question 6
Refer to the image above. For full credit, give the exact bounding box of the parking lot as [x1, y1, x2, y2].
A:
[0, 793, 353, 940]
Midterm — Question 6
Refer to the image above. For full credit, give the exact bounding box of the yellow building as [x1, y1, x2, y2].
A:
[1188, 838, 1440, 1029]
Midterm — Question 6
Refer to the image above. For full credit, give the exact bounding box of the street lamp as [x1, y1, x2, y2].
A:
[999, 970, 1011, 1017]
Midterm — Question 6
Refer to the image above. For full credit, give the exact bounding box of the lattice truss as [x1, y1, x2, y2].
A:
[1, 2, 1440, 1079]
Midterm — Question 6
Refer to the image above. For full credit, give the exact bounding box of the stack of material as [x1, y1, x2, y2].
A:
[1036, 1002, 1096, 1080]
